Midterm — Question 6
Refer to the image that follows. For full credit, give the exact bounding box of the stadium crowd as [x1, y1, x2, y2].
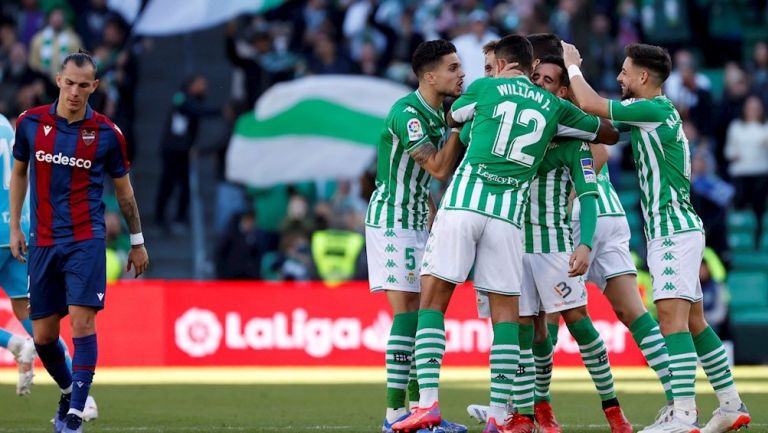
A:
[0, 0, 767, 285]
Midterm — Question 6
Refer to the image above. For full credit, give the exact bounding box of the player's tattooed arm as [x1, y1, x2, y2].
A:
[409, 130, 462, 181]
[113, 174, 142, 235]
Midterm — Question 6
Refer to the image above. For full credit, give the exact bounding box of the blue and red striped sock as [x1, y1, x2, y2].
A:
[69, 334, 98, 417]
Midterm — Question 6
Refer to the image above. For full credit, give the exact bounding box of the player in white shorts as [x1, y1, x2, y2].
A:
[365, 40, 468, 433]
[565, 41, 749, 433]
[393, 35, 619, 433]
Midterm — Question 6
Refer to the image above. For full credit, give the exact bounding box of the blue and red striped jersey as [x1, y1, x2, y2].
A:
[13, 103, 130, 247]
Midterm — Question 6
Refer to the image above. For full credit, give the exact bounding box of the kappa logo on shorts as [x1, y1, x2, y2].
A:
[662, 282, 677, 291]
[385, 243, 398, 253]
[662, 252, 675, 261]
[662, 238, 675, 247]
[386, 275, 398, 284]
[384, 229, 397, 238]
[385, 259, 398, 269]
[661, 267, 676, 276]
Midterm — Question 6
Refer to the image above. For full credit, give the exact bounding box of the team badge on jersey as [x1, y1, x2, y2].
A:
[580, 158, 596, 183]
[407, 118, 424, 141]
[82, 129, 96, 146]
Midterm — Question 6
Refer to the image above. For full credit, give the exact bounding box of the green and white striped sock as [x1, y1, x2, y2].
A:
[533, 334, 553, 403]
[415, 309, 445, 408]
[490, 322, 520, 415]
[665, 332, 698, 423]
[694, 326, 741, 410]
[407, 357, 419, 409]
[386, 311, 418, 410]
[567, 317, 617, 401]
[629, 313, 673, 401]
[513, 324, 535, 415]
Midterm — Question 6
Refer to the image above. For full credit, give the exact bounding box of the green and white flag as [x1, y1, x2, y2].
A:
[226, 75, 411, 188]
[134, 0, 285, 36]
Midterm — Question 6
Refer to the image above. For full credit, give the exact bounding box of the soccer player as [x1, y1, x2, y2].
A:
[506, 56, 632, 433]
[0, 113, 36, 396]
[563, 41, 751, 433]
[392, 35, 616, 433]
[10, 51, 149, 433]
[365, 39, 467, 433]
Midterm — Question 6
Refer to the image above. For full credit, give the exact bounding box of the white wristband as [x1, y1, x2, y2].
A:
[567, 65, 583, 79]
[130, 232, 145, 246]
[451, 127, 461, 134]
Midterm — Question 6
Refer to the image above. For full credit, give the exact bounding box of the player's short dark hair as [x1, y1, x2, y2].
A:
[494, 34, 534, 75]
[61, 49, 97, 75]
[527, 33, 562, 59]
[625, 43, 672, 85]
[482, 40, 498, 55]
[411, 40, 457, 77]
[537, 55, 569, 88]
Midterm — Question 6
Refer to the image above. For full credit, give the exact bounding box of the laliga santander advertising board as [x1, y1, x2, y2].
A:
[0, 281, 645, 367]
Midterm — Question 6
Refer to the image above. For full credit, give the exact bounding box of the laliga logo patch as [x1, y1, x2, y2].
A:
[407, 118, 424, 141]
[580, 158, 596, 183]
[82, 129, 96, 146]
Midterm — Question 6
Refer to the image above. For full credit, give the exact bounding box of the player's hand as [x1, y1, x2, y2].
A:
[497, 62, 523, 78]
[10, 227, 27, 263]
[127, 245, 149, 278]
[568, 244, 590, 277]
[561, 42, 582, 68]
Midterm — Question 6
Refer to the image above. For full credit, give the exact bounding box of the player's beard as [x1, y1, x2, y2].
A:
[620, 83, 635, 100]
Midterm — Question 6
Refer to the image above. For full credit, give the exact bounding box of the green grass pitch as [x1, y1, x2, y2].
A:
[0, 382, 765, 433]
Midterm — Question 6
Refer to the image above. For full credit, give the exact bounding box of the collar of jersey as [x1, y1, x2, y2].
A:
[48, 99, 94, 123]
[414, 89, 443, 121]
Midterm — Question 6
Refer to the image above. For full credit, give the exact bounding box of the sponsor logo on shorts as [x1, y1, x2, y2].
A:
[96, 292, 105, 301]
[384, 229, 397, 238]
[662, 252, 675, 261]
[385, 243, 398, 253]
[661, 267, 676, 276]
[662, 238, 675, 247]
[385, 259, 398, 269]
[386, 275, 398, 284]
[662, 282, 677, 291]
[554, 282, 572, 298]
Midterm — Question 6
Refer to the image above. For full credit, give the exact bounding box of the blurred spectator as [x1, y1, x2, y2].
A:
[581, 13, 620, 93]
[452, 9, 498, 86]
[725, 95, 768, 246]
[74, 0, 111, 50]
[308, 32, 350, 75]
[748, 40, 768, 91]
[215, 210, 275, 280]
[272, 231, 314, 281]
[690, 128, 734, 256]
[0, 42, 56, 116]
[715, 63, 751, 177]
[154, 75, 220, 232]
[15, 0, 45, 48]
[28, 6, 82, 81]
[639, 0, 691, 48]
[616, 0, 641, 47]
[225, 20, 297, 107]
[664, 49, 713, 136]
[701, 249, 729, 337]
[0, 19, 17, 62]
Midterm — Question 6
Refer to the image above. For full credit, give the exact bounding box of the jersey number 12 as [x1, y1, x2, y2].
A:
[491, 101, 546, 167]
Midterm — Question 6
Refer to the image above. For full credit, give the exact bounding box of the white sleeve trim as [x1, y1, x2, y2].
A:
[556, 124, 597, 141]
[452, 102, 477, 124]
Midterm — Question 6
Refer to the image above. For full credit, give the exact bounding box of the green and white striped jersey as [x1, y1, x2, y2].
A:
[445, 76, 600, 226]
[608, 96, 703, 239]
[524, 140, 598, 253]
[365, 90, 447, 231]
[573, 165, 625, 220]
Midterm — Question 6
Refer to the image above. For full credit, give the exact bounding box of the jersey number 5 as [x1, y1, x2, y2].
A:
[491, 101, 546, 167]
